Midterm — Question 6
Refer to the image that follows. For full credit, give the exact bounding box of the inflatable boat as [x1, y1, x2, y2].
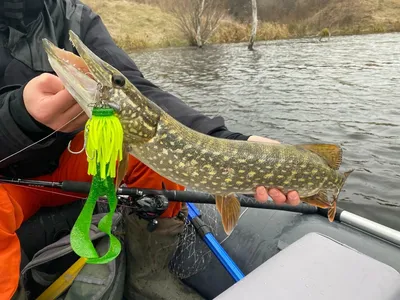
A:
[12, 178, 400, 300]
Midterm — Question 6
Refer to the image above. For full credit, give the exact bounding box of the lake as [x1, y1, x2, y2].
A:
[129, 32, 400, 228]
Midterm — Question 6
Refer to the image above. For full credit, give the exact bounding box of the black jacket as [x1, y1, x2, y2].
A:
[0, 0, 249, 178]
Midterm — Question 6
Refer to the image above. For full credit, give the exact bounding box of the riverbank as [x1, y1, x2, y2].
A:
[83, 0, 400, 51]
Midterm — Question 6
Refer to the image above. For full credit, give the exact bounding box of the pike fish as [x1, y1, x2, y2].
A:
[42, 30, 353, 234]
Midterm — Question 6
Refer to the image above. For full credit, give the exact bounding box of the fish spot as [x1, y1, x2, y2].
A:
[311, 169, 318, 174]
[277, 175, 284, 179]
[247, 171, 256, 178]
[299, 178, 305, 182]
[264, 173, 273, 179]
[238, 170, 246, 174]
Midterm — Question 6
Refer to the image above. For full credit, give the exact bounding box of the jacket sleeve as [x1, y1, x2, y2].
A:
[80, 5, 250, 141]
[0, 85, 56, 169]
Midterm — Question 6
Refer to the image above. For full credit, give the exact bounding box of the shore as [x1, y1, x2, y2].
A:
[83, 0, 400, 52]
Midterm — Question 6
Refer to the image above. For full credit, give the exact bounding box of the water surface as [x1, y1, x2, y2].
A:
[129, 33, 400, 212]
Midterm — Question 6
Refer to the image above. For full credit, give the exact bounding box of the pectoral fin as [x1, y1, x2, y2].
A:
[216, 193, 241, 235]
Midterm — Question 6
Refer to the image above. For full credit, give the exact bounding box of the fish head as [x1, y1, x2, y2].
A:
[42, 30, 160, 141]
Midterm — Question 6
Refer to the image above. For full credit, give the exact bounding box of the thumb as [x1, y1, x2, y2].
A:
[37, 73, 65, 95]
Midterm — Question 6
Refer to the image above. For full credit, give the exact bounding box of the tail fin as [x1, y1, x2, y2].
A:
[328, 169, 354, 222]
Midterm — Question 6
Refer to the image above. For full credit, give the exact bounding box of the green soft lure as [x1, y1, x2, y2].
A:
[70, 108, 124, 264]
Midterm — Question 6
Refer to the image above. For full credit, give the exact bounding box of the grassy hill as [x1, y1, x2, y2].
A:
[82, 0, 400, 51]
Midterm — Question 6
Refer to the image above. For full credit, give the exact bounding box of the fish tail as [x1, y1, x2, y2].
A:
[328, 169, 354, 222]
[215, 193, 241, 235]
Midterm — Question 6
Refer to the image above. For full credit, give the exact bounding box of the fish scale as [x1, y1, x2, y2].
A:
[42, 30, 354, 235]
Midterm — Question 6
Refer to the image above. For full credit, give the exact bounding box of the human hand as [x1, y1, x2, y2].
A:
[23, 73, 88, 132]
[247, 135, 301, 206]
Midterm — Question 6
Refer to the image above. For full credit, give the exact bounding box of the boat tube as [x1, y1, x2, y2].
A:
[12, 178, 400, 299]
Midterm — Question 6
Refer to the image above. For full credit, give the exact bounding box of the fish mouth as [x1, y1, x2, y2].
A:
[42, 30, 120, 117]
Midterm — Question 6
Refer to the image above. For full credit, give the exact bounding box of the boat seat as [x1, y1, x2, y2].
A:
[215, 232, 400, 300]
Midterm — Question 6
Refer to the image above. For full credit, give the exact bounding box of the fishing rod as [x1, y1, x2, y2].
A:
[1, 177, 400, 247]
[0, 177, 319, 212]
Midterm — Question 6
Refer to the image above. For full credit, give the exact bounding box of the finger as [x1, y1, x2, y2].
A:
[286, 191, 301, 206]
[61, 110, 88, 133]
[57, 103, 87, 132]
[37, 73, 65, 94]
[268, 188, 286, 204]
[255, 186, 269, 203]
[47, 88, 78, 113]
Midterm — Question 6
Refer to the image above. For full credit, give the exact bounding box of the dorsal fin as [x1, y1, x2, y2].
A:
[297, 144, 343, 170]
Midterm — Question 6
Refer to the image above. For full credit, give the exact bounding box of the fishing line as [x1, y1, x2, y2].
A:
[0, 110, 85, 165]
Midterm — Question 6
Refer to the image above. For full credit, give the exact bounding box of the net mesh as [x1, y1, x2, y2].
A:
[97, 192, 252, 279]
[168, 203, 223, 279]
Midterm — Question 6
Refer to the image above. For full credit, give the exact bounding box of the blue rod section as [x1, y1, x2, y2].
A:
[186, 202, 245, 282]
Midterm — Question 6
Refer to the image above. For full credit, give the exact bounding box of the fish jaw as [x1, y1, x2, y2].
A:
[42, 38, 98, 118]
[43, 30, 162, 142]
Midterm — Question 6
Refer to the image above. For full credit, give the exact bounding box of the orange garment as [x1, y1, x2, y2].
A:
[0, 131, 183, 299]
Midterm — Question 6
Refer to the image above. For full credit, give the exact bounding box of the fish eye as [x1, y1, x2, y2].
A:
[111, 74, 125, 88]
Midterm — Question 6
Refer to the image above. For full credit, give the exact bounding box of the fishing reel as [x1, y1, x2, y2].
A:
[118, 193, 169, 232]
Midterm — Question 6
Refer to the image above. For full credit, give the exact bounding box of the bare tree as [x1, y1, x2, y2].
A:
[248, 0, 258, 50]
[169, 0, 227, 47]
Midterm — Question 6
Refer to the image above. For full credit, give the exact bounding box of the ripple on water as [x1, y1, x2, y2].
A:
[131, 32, 400, 207]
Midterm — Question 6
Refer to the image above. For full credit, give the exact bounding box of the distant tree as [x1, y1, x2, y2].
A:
[170, 0, 227, 47]
[248, 0, 258, 50]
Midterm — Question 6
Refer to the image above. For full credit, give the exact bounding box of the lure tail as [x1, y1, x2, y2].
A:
[70, 108, 124, 264]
